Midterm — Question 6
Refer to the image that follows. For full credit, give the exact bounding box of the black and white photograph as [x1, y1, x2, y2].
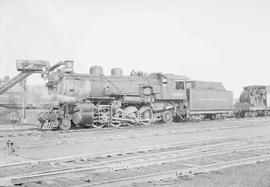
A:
[0, 0, 269, 186]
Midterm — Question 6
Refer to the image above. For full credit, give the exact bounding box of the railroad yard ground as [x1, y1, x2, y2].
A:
[1, 117, 270, 186]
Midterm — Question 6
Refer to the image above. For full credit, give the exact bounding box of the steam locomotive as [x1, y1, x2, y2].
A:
[38, 61, 233, 130]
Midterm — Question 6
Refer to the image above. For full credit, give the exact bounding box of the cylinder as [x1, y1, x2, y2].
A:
[111, 68, 123, 76]
[71, 103, 94, 125]
[89, 66, 103, 76]
[72, 112, 94, 125]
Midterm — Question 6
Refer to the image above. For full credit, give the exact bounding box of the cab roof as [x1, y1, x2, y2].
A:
[150, 73, 190, 80]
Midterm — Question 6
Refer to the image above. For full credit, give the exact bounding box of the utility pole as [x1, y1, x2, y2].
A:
[22, 79, 26, 124]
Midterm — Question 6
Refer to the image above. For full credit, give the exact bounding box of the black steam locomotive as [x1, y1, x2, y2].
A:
[38, 61, 233, 130]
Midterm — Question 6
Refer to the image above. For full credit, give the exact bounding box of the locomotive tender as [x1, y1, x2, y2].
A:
[39, 61, 233, 130]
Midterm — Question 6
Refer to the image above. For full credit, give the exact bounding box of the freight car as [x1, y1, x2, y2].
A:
[38, 61, 233, 130]
[235, 85, 270, 117]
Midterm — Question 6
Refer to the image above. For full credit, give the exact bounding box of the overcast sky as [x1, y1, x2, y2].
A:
[0, 0, 269, 97]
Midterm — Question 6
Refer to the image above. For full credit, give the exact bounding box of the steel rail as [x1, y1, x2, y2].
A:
[78, 154, 270, 187]
[1, 118, 268, 151]
[0, 115, 268, 139]
[0, 134, 261, 169]
[3, 140, 270, 186]
[0, 133, 268, 179]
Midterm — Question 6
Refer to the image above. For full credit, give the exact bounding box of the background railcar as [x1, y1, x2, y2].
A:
[235, 85, 270, 117]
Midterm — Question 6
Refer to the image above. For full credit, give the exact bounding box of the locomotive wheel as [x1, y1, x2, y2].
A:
[59, 119, 71, 130]
[92, 122, 105, 128]
[124, 106, 139, 125]
[139, 106, 153, 125]
[162, 110, 173, 124]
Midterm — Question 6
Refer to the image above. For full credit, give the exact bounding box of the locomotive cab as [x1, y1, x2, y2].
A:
[151, 73, 189, 101]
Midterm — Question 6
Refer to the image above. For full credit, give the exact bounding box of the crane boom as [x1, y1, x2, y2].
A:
[0, 71, 33, 95]
[0, 60, 50, 95]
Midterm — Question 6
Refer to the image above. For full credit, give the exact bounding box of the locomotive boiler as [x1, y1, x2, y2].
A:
[39, 61, 233, 130]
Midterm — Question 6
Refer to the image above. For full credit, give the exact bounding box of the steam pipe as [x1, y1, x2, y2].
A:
[49, 61, 65, 72]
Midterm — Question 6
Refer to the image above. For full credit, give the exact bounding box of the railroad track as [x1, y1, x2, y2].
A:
[0, 135, 247, 169]
[0, 116, 269, 139]
[82, 154, 270, 187]
[1, 134, 270, 186]
[1, 117, 269, 150]
[0, 128, 39, 137]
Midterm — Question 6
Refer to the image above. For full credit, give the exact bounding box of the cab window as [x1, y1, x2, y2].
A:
[175, 81, 185, 90]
